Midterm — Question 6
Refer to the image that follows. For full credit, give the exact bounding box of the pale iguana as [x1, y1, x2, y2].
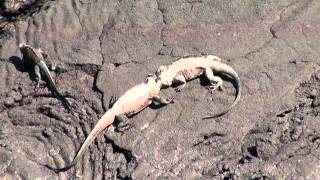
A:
[53, 74, 173, 171]
[19, 43, 71, 109]
[155, 55, 241, 119]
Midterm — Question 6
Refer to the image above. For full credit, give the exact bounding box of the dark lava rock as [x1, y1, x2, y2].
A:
[312, 96, 320, 107]
[4, 96, 15, 106]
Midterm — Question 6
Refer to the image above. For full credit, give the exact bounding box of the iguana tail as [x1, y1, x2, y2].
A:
[203, 68, 241, 119]
[38, 61, 72, 110]
[52, 110, 116, 172]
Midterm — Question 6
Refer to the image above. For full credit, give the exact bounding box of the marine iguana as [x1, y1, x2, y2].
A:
[19, 43, 71, 109]
[156, 55, 241, 118]
[54, 75, 173, 171]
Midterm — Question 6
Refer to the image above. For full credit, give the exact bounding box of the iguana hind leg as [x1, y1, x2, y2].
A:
[115, 114, 132, 132]
[205, 68, 224, 93]
[152, 95, 174, 105]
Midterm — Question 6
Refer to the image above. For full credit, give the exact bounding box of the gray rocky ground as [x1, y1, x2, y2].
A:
[0, 0, 320, 179]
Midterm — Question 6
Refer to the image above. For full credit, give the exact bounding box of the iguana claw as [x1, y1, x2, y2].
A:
[167, 97, 175, 103]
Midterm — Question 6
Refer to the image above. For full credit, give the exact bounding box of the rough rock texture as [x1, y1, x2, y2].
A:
[0, 0, 320, 179]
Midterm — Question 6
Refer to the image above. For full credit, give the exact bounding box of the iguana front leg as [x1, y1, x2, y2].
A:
[174, 74, 187, 92]
[34, 65, 42, 88]
[205, 68, 224, 93]
[38, 48, 48, 59]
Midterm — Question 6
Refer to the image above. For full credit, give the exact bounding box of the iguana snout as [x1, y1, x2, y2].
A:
[19, 43, 26, 48]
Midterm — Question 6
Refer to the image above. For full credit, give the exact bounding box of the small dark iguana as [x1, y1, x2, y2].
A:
[19, 43, 71, 109]
[156, 55, 241, 119]
[52, 74, 174, 171]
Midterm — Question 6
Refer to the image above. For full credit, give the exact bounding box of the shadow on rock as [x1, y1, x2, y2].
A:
[10, 55, 38, 83]
[199, 73, 235, 88]
[9, 56, 25, 72]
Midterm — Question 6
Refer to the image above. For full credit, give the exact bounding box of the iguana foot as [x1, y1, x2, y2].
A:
[166, 97, 175, 104]
[33, 80, 41, 89]
[49, 63, 56, 71]
[115, 114, 132, 132]
[117, 121, 132, 132]
[208, 83, 223, 93]
[175, 85, 185, 92]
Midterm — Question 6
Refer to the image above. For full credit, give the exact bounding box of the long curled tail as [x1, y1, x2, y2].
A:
[203, 72, 241, 119]
[49, 110, 116, 172]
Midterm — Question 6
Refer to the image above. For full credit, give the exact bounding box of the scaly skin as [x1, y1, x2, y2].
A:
[156, 55, 241, 118]
[54, 75, 173, 171]
[19, 43, 71, 109]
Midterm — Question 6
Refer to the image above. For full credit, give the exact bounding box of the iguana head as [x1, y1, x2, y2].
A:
[19, 43, 34, 50]
[19, 43, 44, 64]
[19, 43, 36, 57]
[145, 74, 162, 95]
[19, 43, 30, 53]
[156, 65, 174, 87]
[19, 43, 35, 62]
